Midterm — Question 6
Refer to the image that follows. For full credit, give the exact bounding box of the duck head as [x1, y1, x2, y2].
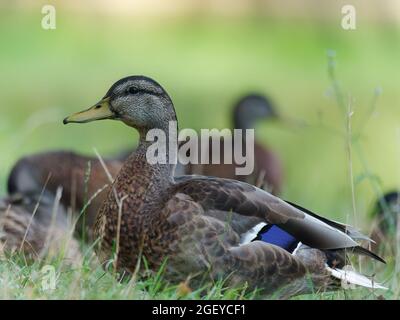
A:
[63, 76, 176, 132]
[232, 94, 278, 130]
[374, 191, 400, 234]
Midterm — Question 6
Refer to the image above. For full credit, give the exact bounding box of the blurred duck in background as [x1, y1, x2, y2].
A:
[370, 191, 400, 256]
[186, 93, 283, 194]
[0, 190, 81, 264]
[6, 93, 283, 240]
[7, 151, 123, 241]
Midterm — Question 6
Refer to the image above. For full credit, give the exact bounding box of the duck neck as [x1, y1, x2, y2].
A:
[233, 109, 260, 131]
[234, 117, 254, 132]
[233, 114, 256, 150]
[124, 121, 178, 187]
[141, 120, 177, 171]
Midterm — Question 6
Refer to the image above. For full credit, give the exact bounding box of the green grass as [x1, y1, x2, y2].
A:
[0, 244, 396, 300]
[0, 244, 397, 300]
[0, 6, 399, 299]
[0, 251, 257, 300]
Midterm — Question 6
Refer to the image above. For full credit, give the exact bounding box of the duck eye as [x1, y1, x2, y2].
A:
[127, 87, 139, 95]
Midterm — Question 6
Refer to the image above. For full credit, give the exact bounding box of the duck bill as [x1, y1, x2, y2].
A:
[63, 97, 115, 124]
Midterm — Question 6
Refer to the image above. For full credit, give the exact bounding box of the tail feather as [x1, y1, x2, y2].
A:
[326, 266, 387, 290]
[352, 246, 386, 264]
[285, 200, 373, 242]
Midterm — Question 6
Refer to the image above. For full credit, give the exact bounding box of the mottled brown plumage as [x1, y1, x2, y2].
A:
[0, 193, 81, 264]
[63, 76, 385, 297]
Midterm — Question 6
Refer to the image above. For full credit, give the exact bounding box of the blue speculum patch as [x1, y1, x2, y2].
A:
[255, 225, 299, 253]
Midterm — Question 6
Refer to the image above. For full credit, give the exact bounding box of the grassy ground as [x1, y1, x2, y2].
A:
[0, 7, 399, 299]
[0, 250, 393, 300]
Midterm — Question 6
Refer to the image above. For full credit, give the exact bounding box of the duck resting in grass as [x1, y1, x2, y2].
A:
[63, 75, 385, 298]
[7, 151, 123, 240]
[0, 191, 81, 264]
[370, 191, 400, 256]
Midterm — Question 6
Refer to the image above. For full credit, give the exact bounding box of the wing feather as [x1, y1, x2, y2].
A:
[173, 176, 361, 250]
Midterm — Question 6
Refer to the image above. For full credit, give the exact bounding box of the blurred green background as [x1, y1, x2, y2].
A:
[0, 0, 399, 229]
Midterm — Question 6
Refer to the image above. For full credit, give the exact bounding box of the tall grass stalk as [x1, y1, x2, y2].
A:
[327, 52, 396, 296]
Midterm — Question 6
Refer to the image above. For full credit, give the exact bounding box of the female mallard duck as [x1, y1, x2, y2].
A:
[63, 75, 385, 297]
[187, 93, 282, 194]
[0, 191, 81, 264]
[370, 191, 400, 255]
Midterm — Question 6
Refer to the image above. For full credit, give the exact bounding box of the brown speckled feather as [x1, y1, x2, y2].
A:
[165, 196, 312, 297]
[0, 195, 81, 264]
[174, 176, 304, 223]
